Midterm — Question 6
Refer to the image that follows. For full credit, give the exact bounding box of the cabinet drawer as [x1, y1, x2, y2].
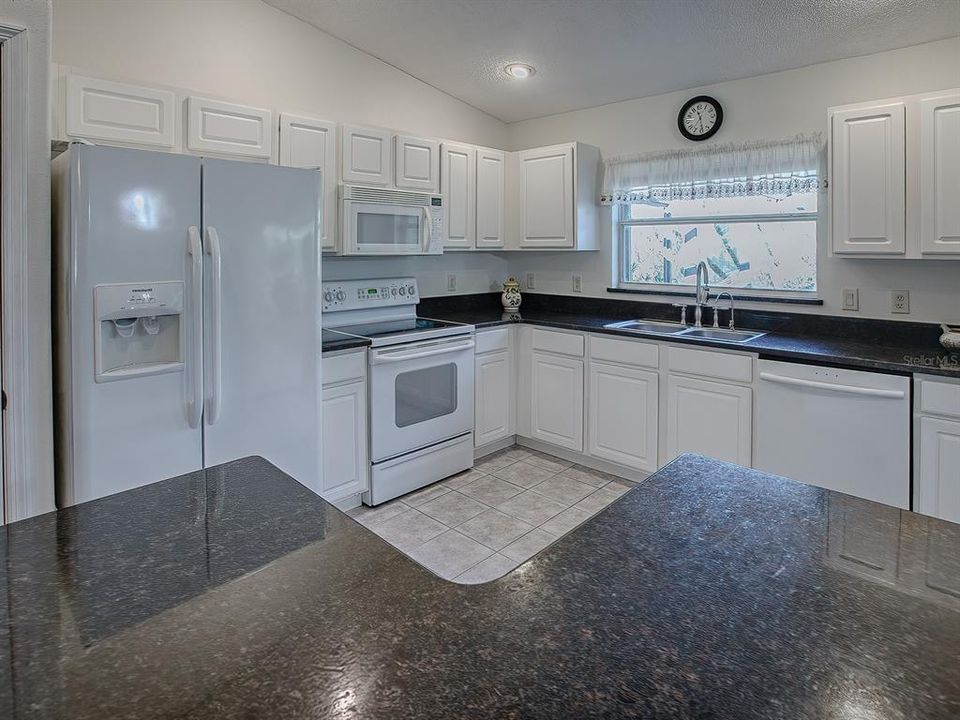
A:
[476, 327, 510, 354]
[590, 335, 659, 369]
[667, 346, 753, 383]
[919, 377, 960, 419]
[532, 328, 584, 357]
[322, 350, 366, 386]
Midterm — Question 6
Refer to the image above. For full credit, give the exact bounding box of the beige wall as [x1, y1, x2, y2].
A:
[51, 0, 513, 296]
[506, 38, 960, 322]
[1, 0, 55, 518]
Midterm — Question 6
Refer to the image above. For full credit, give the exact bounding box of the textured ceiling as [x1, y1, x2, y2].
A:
[265, 0, 960, 123]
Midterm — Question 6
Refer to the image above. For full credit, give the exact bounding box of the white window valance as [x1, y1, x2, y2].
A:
[601, 133, 824, 205]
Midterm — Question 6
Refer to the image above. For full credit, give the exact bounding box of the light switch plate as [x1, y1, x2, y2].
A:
[525, 272, 536, 290]
[842, 288, 859, 312]
[446, 273, 457, 292]
[572, 274, 582, 293]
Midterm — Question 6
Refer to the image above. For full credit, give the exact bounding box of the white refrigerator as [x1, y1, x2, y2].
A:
[54, 144, 322, 505]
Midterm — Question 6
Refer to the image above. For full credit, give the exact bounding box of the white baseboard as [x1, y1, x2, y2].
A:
[473, 435, 517, 459]
[332, 493, 362, 512]
[514, 437, 651, 484]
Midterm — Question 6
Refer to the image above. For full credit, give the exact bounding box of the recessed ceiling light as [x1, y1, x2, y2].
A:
[504, 63, 536, 80]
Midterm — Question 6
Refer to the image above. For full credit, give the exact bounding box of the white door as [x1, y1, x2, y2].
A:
[201, 159, 322, 492]
[917, 416, 960, 522]
[65, 74, 177, 149]
[63, 146, 203, 505]
[476, 147, 506, 248]
[395, 135, 440, 192]
[530, 352, 583, 451]
[321, 380, 368, 501]
[186, 96, 273, 160]
[441, 142, 476, 249]
[830, 102, 906, 254]
[341, 124, 392, 186]
[475, 350, 512, 447]
[919, 92, 960, 256]
[519, 144, 574, 248]
[279, 113, 337, 252]
[665, 374, 752, 466]
[588, 361, 658, 472]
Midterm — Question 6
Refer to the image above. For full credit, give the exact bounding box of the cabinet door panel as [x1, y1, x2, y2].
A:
[475, 350, 512, 447]
[920, 93, 960, 255]
[341, 124, 391, 186]
[396, 135, 440, 192]
[519, 145, 574, 248]
[186, 97, 273, 159]
[917, 416, 960, 523]
[279, 114, 337, 251]
[831, 103, 905, 254]
[65, 74, 176, 149]
[441, 143, 476, 249]
[476, 148, 506, 248]
[588, 362, 658, 472]
[321, 381, 368, 500]
[530, 352, 583, 451]
[665, 375, 752, 466]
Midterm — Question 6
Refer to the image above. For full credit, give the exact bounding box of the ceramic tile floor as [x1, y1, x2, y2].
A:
[347, 445, 637, 584]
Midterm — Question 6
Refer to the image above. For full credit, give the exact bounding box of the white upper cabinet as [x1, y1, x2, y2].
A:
[441, 142, 476, 249]
[476, 147, 506, 248]
[341, 124, 392, 186]
[279, 113, 338, 251]
[919, 92, 960, 255]
[186, 96, 273, 160]
[830, 102, 906, 255]
[395, 135, 440, 192]
[518, 144, 575, 248]
[65, 74, 177, 149]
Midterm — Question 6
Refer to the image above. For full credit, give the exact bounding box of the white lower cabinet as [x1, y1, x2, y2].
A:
[475, 349, 513, 447]
[917, 417, 960, 522]
[530, 351, 584, 451]
[588, 361, 658, 472]
[321, 351, 368, 501]
[665, 374, 752, 467]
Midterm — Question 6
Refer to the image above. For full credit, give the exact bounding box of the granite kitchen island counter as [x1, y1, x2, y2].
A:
[2, 455, 958, 719]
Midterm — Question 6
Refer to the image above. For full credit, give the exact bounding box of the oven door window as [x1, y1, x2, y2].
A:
[395, 363, 458, 428]
[355, 205, 422, 250]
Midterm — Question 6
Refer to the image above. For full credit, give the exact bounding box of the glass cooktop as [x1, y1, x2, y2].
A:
[326, 317, 470, 342]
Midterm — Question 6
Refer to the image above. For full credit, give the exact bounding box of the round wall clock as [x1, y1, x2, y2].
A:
[678, 96, 723, 141]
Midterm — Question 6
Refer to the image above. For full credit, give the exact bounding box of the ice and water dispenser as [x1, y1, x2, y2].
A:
[94, 282, 185, 382]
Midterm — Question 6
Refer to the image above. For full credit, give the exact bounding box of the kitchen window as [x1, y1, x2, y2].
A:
[603, 135, 823, 299]
[618, 187, 818, 294]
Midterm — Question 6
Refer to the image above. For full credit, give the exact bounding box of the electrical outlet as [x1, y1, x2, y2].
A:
[891, 290, 910, 314]
[572, 274, 582, 293]
[842, 287, 859, 312]
[525, 272, 536, 290]
[446, 273, 457, 292]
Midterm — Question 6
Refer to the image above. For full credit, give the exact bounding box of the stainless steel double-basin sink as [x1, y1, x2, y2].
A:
[603, 319, 766, 344]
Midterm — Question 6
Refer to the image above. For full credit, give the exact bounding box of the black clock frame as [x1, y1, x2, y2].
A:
[678, 95, 723, 141]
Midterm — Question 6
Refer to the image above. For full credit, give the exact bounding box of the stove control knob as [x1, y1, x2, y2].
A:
[336, 290, 346, 302]
[392, 287, 398, 296]
[398, 286, 406, 296]
[407, 284, 416, 296]
[324, 291, 333, 303]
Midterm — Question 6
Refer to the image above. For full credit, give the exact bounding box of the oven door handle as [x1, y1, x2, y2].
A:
[371, 338, 475, 364]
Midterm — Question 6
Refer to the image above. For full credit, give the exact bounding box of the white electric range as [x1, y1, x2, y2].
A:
[323, 278, 476, 505]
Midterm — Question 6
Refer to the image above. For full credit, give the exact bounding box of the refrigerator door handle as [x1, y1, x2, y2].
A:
[204, 225, 223, 425]
[186, 226, 204, 428]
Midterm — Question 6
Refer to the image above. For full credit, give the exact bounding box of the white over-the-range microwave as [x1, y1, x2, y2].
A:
[339, 184, 445, 255]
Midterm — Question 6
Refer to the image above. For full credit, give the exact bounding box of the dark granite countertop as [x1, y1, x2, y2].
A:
[321, 328, 371, 353]
[419, 294, 960, 378]
[2, 455, 958, 719]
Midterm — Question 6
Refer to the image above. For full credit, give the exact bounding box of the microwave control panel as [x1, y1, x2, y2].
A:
[322, 278, 420, 312]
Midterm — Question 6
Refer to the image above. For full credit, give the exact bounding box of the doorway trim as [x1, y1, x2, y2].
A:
[1, 24, 36, 523]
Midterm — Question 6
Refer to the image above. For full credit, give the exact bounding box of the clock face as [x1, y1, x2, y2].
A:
[678, 96, 723, 141]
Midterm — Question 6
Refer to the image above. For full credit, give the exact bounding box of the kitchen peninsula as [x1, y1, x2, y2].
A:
[0, 455, 957, 719]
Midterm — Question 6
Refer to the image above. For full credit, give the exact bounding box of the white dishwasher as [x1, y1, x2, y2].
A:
[755, 359, 911, 509]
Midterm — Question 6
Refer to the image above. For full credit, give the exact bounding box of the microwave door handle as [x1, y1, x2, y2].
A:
[421, 206, 431, 253]
[373, 338, 475, 364]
